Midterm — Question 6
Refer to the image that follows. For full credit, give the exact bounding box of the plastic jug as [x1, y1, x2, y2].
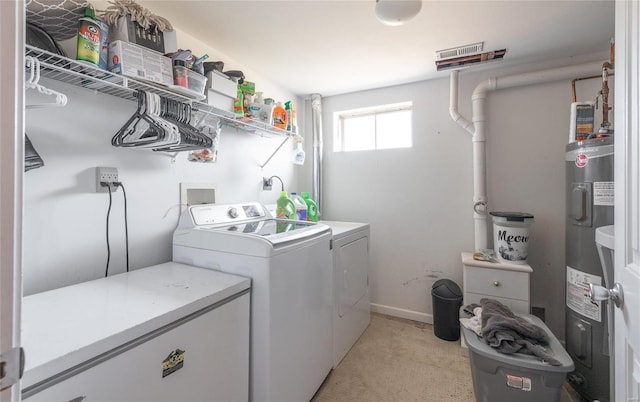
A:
[276, 191, 296, 219]
[290, 192, 308, 221]
[272, 102, 288, 130]
[301, 192, 318, 222]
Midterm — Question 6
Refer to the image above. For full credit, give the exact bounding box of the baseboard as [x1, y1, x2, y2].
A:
[370, 303, 433, 324]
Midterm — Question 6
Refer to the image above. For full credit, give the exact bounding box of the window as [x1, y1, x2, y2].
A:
[333, 101, 412, 152]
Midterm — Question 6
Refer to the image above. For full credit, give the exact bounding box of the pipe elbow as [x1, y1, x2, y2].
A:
[472, 78, 497, 100]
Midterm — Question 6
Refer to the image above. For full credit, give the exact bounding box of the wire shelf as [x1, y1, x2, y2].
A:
[25, 45, 292, 138]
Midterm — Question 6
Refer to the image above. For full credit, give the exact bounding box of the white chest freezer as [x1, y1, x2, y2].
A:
[21, 262, 250, 401]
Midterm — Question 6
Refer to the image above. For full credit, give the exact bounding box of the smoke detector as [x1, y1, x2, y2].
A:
[436, 42, 484, 61]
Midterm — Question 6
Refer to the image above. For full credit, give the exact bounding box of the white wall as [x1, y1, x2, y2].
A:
[23, 3, 307, 296]
[320, 56, 607, 339]
[23, 79, 302, 296]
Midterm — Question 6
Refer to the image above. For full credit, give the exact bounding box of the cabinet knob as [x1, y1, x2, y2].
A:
[493, 281, 500, 287]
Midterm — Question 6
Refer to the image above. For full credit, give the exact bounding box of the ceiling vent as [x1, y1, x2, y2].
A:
[436, 42, 484, 61]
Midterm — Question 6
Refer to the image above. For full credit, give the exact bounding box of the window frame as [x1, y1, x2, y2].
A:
[334, 101, 413, 152]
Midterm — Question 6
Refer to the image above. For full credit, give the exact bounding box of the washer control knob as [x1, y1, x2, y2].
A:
[227, 207, 239, 219]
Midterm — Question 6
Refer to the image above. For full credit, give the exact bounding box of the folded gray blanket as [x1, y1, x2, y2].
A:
[480, 298, 561, 366]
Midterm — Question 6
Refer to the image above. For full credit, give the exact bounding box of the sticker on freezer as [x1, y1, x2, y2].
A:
[566, 266, 601, 322]
[593, 181, 614, 206]
[162, 348, 185, 378]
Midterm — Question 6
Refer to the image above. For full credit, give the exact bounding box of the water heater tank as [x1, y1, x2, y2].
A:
[565, 136, 614, 402]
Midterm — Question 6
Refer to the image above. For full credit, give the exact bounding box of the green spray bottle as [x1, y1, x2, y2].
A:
[301, 192, 318, 222]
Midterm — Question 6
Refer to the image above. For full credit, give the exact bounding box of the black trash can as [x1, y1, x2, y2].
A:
[431, 279, 463, 341]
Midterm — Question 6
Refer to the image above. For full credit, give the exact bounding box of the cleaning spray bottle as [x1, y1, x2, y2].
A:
[301, 192, 318, 222]
[291, 135, 305, 165]
[285, 101, 292, 132]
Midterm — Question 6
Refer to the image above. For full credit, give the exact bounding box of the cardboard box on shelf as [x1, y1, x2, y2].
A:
[206, 70, 238, 113]
[108, 40, 173, 86]
[108, 15, 177, 54]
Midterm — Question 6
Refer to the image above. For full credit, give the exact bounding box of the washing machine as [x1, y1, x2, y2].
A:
[173, 202, 333, 402]
[322, 221, 371, 367]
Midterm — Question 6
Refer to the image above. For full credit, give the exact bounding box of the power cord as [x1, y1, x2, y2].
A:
[101, 181, 130, 276]
[103, 182, 113, 277]
[269, 175, 285, 191]
[115, 182, 130, 273]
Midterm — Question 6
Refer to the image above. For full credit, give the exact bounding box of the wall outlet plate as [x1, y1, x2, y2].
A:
[263, 177, 273, 190]
[96, 167, 118, 193]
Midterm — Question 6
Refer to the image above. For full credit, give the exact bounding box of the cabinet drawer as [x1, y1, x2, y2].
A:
[464, 266, 529, 301]
[464, 293, 530, 315]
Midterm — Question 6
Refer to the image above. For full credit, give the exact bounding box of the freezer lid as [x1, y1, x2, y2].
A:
[21, 263, 250, 389]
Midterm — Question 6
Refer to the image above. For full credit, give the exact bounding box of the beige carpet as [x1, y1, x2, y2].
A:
[312, 313, 580, 402]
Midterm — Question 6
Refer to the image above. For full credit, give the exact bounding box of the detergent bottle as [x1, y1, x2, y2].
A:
[301, 192, 318, 222]
[275, 191, 296, 219]
[272, 102, 288, 130]
[290, 192, 308, 221]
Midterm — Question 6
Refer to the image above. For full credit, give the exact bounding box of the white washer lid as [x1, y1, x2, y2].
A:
[595, 225, 615, 250]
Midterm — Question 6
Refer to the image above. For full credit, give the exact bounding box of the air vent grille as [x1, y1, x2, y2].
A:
[436, 42, 484, 61]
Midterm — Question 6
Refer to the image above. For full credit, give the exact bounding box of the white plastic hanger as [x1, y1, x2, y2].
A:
[25, 56, 68, 109]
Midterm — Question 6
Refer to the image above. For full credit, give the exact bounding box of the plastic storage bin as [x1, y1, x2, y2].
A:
[187, 70, 208, 95]
[460, 309, 574, 402]
[431, 279, 463, 341]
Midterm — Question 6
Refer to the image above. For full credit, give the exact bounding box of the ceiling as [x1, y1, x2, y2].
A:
[139, 0, 615, 97]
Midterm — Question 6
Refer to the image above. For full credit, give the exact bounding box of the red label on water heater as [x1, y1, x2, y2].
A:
[575, 153, 588, 168]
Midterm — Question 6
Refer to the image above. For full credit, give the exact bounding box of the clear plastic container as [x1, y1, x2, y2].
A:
[187, 70, 208, 95]
[173, 64, 188, 88]
[290, 193, 308, 221]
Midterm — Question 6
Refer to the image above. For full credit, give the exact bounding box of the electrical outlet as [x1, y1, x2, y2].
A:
[96, 167, 119, 193]
[263, 177, 273, 191]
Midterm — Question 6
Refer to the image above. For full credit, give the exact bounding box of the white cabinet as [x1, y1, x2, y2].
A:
[322, 221, 371, 367]
[461, 252, 531, 314]
[22, 263, 250, 401]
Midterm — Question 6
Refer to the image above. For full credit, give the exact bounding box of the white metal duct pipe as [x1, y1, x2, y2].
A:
[450, 61, 605, 251]
[311, 93, 323, 214]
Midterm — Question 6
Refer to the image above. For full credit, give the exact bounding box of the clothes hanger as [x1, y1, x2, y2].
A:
[113, 90, 164, 148]
[25, 57, 68, 109]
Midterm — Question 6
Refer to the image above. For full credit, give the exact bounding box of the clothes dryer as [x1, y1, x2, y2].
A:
[322, 221, 371, 367]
